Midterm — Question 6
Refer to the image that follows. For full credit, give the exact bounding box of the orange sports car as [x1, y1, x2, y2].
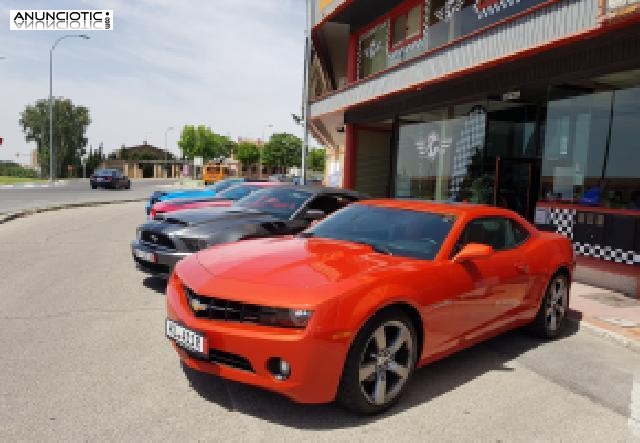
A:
[165, 200, 574, 414]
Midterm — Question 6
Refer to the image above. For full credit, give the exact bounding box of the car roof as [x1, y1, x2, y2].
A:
[359, 199, 522, 218]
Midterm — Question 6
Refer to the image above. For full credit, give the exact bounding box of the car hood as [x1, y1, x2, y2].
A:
[160, 206, 278, 226]
[174, 236, 427, 308]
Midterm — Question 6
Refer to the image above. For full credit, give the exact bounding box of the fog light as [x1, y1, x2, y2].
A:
[267, 357, 291, 381]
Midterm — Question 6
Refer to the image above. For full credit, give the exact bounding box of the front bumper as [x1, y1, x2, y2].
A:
[131, 240, 191, 277]
[166, 278, 348, 404]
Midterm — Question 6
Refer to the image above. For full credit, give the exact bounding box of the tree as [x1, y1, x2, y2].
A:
[177, 125, 233, 160]
[234, 142, 260, 170]
[308, 148, 326, 172]
[20, 97, 90, 178]
[262, 133, 302, 173]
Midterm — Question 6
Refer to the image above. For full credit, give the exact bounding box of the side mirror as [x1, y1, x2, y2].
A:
[452, 243, 494, 263]
[303, 209, 325, 222]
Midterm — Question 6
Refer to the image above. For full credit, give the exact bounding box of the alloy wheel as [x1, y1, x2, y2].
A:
[358, 320, 414, 406]
[546, 275, 568, 333]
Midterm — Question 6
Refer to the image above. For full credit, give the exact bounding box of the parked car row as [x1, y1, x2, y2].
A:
[132, 179, 575, 414]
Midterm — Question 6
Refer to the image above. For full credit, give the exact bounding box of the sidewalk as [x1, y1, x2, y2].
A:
[569, 282, 640, 351]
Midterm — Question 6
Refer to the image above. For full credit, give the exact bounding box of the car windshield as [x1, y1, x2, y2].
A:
[304, 204, 456, 260]
[236, 188, 312, 220]
[207, 179, 242, 193]
[215, 184, 261, 200]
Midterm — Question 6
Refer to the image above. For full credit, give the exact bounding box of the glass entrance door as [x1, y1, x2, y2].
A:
[494, 157, 540, 220]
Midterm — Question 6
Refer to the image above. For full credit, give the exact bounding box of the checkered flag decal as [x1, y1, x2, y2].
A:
[549, 208, 575, 240]
[574, 242, 640, 265]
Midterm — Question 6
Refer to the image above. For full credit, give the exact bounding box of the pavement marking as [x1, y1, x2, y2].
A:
[630, 372, 640, 437]
[598, 317, 640, 328]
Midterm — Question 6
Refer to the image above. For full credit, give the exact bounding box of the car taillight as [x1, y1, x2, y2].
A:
[150, 209, 156, 219]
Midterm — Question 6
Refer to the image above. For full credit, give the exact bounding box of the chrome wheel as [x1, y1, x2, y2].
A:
[545, 275, 568, 333]
[358, 320, 414, 406]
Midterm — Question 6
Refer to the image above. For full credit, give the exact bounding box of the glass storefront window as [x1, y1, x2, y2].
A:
[605, 86, 640, 210]
[540, 90, 611, 203]
[396, 105, 492, 203]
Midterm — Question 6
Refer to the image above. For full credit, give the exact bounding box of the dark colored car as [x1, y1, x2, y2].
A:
[131, 186, 365, 277]
[90, 169, 131, 190]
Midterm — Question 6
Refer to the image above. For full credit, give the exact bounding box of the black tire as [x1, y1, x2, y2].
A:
[529, 272, 569, 339]
[126, 181, 131, 190]
[91, 184, 97, 189]
[337, 308, 417, 415]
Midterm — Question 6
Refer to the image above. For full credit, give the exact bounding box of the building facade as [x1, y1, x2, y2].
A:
[309, 0, 640, 288]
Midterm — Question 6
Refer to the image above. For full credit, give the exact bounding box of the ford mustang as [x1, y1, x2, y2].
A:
[165, 200, 574, 414]
[133, 186, 364, 277]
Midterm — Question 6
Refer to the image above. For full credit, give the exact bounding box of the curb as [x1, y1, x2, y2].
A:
[567, 316, 640, 353]
[0, 198, 147, 224]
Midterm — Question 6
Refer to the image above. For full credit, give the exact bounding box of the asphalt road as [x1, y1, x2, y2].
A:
[0, 179, 177, 214]
[0, 202, 639, 441]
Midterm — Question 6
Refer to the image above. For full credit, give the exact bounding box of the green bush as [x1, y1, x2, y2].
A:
[0, 162, 39, 178]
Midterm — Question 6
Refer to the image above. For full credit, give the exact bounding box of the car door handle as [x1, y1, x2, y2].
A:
[514, 263, 529, 273]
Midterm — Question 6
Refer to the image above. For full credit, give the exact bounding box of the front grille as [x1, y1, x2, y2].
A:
[185, 287, 264, 322]
[141, 231, 175, 249]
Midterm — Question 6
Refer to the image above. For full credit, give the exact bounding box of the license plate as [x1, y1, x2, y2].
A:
[166, 319, 206, 355]
[133, 248, 155, 263]
[97, 177, 105, 182]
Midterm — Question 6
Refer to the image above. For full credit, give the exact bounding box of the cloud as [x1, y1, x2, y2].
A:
[0, 0, 306, 164]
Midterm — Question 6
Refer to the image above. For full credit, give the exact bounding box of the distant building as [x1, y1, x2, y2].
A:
[108, 142, 174, 161]
[102, 142, 180, 179]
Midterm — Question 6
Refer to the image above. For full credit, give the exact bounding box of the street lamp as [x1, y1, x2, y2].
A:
[164, 126, 174, 178]
[49, 34, 90, 183]
[259, 124, 273, 179]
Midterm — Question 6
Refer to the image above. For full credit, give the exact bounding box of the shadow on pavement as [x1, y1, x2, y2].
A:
[143, 276, 167, 295]
[181, 322, 579, 429]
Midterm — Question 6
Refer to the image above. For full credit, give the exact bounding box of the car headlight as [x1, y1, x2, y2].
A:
[260, 308, 314, 328]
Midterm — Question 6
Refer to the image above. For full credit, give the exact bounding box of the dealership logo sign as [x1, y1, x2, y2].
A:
[10, 10, 113, 31]
[417, 131, 452, 160]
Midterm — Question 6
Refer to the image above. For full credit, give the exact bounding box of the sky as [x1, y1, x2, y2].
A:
[0, 0, 307, 164]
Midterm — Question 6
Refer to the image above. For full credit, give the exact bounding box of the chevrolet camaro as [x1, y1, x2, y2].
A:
[165, 200, 574, 414]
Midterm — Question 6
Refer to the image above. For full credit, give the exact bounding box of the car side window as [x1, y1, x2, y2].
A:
[305, 195, 352, 215]
[452, 217, 530, 256]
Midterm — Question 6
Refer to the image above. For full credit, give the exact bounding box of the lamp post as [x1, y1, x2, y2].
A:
[49, 34, 90, 183]
[259, 124, 273, 179]
[164, 126, 174, 178]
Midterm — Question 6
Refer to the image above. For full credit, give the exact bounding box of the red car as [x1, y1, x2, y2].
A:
[150, 181, 283, 219]
[165, 200, 574, 414]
